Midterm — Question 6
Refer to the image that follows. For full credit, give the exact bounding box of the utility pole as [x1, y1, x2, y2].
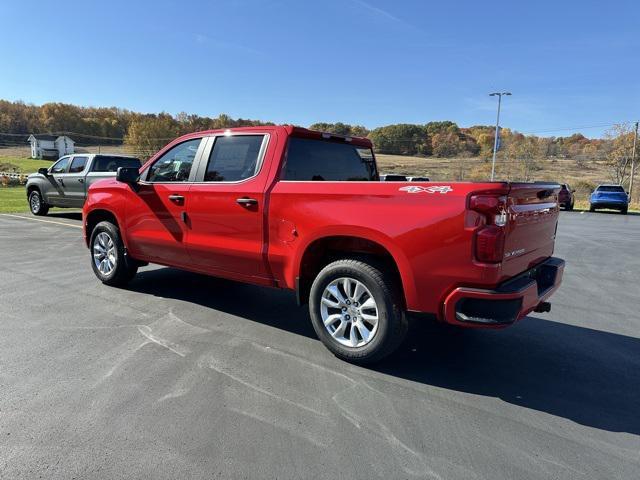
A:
[489, 92, 511, 181]
[629, 121, 638, 201]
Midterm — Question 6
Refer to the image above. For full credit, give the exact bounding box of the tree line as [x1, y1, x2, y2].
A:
[0, 100, 634, 183]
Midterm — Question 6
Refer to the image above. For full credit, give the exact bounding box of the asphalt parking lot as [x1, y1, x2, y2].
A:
[0, 211, 638, 479]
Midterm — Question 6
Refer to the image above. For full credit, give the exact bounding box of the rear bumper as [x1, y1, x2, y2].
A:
[442, 257, 565, 327]
[591, 202, 627, 209]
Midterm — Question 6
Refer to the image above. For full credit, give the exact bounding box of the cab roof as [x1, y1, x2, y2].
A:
[172, 125, 373, 148]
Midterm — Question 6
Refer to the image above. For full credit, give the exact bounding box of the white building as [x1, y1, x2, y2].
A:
[28, 134, 75, 159]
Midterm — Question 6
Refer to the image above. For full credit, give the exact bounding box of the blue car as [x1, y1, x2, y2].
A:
[589, 185, 629, 214]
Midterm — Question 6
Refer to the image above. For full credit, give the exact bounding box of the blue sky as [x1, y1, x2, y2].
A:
[1, 0, 638, 137]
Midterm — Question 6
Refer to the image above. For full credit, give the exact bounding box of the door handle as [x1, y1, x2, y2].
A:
[236, 197, 258, 207]
[168, 194, 185, 203]
[78, 178, 84, 183]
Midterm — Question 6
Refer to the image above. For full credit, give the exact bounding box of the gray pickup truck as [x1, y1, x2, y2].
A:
[26, 153, 141, 215]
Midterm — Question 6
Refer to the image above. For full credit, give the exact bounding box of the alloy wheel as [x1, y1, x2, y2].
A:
[320, 277, 379, 348]
[30, 193, 40, 213]
[93, 232, 117, 276]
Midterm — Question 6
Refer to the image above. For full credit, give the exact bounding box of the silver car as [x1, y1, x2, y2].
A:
[25, 153, 141, 215]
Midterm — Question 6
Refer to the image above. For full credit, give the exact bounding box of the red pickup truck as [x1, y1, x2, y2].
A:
[83, 126, 564, 363]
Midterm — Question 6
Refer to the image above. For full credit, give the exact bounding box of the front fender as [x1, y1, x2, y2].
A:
[83, 182, 127, 247]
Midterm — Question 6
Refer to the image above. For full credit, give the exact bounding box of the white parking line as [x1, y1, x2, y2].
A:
[0, 213, 83, 229]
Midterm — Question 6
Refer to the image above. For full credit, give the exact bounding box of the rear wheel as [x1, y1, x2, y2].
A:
[90, 221, 138, 286]
[566, 202, 574, 211]
[589, 205, 596, 212]
[29, 190, 49, 216]
[309, 258, 407, 364]
[621, 207, 628, 215]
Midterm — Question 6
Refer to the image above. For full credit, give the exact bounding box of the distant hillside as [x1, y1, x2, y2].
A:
[0, 99, 637, 203]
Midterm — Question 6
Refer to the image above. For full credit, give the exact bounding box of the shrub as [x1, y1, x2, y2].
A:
[0, 162, 19, 172]
[572, 180, 596, 195]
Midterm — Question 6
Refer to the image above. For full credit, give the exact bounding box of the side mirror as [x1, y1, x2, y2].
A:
[38, 167, 49, 176]
[116, 167, 139, 184]
[571, 189, 576, 193]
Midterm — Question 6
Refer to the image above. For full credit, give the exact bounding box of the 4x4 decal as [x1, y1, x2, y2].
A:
[399, 185, 453, 194]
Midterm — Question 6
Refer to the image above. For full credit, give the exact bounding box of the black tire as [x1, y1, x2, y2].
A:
[566, 202, 574, 211]
[89, 221, 138, 286]
[28, 190, 49, 216]
[589, 205, 596, 212]
[621, 207, 628, 215]
[309, 258, 408, 364]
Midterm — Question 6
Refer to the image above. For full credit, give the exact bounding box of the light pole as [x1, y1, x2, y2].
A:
[489, 92, 511, 181]
[629, 121, 638, 201]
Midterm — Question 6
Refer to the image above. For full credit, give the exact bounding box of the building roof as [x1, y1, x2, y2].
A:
[29, 134, 58, 141]
[28, 134, 75, 143]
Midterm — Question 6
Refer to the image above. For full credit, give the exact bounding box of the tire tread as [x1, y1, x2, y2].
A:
[309, 257, 407, 364]
[90, 221, 138, 287]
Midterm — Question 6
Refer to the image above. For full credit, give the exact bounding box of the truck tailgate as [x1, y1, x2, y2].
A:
[501, 183, 560, 278]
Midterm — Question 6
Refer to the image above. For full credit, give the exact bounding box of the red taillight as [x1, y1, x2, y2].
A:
[475, 225, 505, 263]
[470, 194, 508, 263]
[469, 195, 501, 213]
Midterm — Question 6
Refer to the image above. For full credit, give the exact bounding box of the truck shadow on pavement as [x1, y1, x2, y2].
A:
[379, 319, 640, 436]
[130, 267, 639, 436]
[132, 267, 315, 339]
[46, 211, 83, 220]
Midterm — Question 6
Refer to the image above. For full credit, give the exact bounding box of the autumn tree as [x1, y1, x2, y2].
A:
[368, 124, 431, 155]
[124, 114, 179, 159]
[603, 124, 635, 185]
[431, 132, 462, 157]
[308, 122, 369, 137]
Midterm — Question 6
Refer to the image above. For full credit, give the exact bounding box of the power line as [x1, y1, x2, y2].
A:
[518, 123, 622, 135]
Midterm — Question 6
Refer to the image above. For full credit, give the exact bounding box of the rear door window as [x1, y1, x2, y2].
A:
[69, 156, 88, 173]
[283, 137, 377, 181]
[92, 156, 142, 173]
[204, 135, 266, 182]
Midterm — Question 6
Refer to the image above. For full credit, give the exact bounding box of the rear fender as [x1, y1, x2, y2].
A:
[291, 225, 418, 309]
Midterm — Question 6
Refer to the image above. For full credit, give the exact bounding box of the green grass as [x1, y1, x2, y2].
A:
[0, 186, 82, 213]
[0, 186, 29, 212]
[0, 156, 54, 174]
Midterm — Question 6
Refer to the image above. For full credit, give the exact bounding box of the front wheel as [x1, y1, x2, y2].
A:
[29, 190, 49, 216]
[589, 205, 596, 212]
[90, 221, 138, 286]
[309, 258, 408, 364]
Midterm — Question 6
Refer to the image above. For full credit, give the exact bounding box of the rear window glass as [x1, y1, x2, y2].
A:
[69, 156, 88, 173]
[597, 185, 625, 192]
[92, 156, 141, 172]
[283, 137, 377, 181]
[204, 135, 265, 182]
